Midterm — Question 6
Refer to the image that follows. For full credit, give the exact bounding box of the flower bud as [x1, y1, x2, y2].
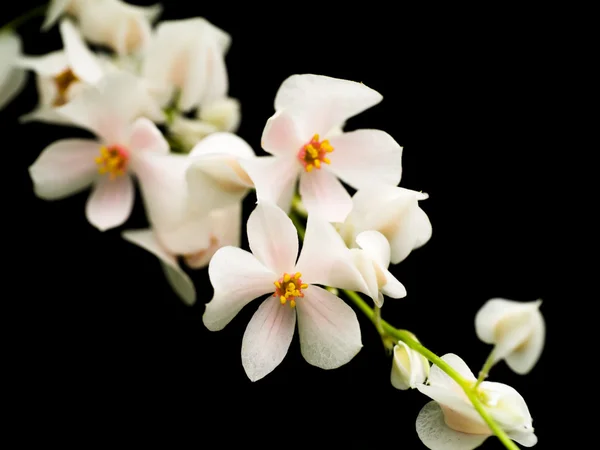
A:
[391, 340, 429, 390]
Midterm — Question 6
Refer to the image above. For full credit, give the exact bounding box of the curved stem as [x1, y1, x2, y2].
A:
[1, 5, 47, 31]
[475, 350, 496, 388]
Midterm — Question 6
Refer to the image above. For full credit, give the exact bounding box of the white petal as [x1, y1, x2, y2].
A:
[327, 129, 402, 189]
[295, 214, 369, 294]
[28, 139, 99, 200]
[349, 248, 381, 306]
[15, 51, 68, 76]
[429, 353, 476, 388]
[392, 342, 428, 390]
[478, 381, 533, 431]
[20, 107, 69, 125]
[507, 429, 538, 447]
[296, 286, 362, 369]
[247, 202, 299, 275]
[128, 117, 170, 155]
[416, 402, 489, 450]
[60, 18, 103, 84]
[381, 270, 407, 299]
[204, 246, 276, 331]
[122, 229, 195, 305]
[261, 109, 305, 157]
[417, 385, 486, 429]
[505, 312, 545, 375]
[299, 168, 353, 223]
[241, 296, 296, 382]
[240, 156, 299, 213]
[85, 174, 134, 231]
[42, 0, 71, 30]
[355, 230, 391, 269]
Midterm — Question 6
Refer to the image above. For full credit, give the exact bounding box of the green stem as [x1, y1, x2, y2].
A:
[342, 290, 519, 450]
[1, 5, 47, 31]
[475, 350, 496, 388]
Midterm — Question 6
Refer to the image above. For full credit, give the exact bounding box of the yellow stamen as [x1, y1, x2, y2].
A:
[294, 272, 302, 279]
[301, 283, 308, 289]
[274, 281, 281, 288]
[280, 296, 287, 304]
[283, 273, 291, 282]
[95, 145, 129, 180]
[274, 272, 307, 309]
[290, 300, 296, 308]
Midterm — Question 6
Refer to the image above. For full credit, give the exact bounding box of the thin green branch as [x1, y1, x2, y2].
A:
[475, 350, 496, 388]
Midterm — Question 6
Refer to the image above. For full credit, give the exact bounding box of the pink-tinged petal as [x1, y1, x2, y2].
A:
[42, 0, 70, 31]
[327, 129, 402, 189]
[122, 229, 195, 305]
[299, 168, 352, 223]
[355, 230, 391, 269]
[204, 246, 276, 331]
[247, 202, 299, 275]
[261, 109, 305, 157]
[85, 174, 134, 231]
[416, 401, 490, 450]
[295, 214, 369, 294]
[28, 139, 99, 200]
[416, 385, 487, 429]
[128, 117, 169, 155]
[296, 286, 362, 369]
[240, 156, 299, 213]
[60, 18, 103, 84]
[241, 296, 296, 382]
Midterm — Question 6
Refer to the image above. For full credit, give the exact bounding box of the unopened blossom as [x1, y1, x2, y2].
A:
[416, 353, 537, 450]
[0, 31, 26, 110]
[28, 73, 175, 232]
[240, 74, 403, 222]
[391, 339, 429, 390]
[16, 19, 105, 124]
[337, 185, 432, 264]
[142, 17, 230, 112]
[475, 298, 545, 375]
[203, 202, 362, 381]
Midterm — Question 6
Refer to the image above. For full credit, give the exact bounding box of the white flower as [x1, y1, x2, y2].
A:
[16, 19, 104, 124]
[203, 202, 363, 381]
[141, 17, 230, 112]
[28, 73, 175, 232]
[475, 298, 545, 375]
[338, 185, 432, 264]
[42, 0, 86, 30]
[391, 339, 429, 390]
[240, 74, 403, 222]
[416, 354, 537, 450]
[0, 31, 27, 110]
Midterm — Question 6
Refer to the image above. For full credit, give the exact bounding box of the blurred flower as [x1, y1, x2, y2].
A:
[0, 31, 27, 110]
[475, 298, 545, 375]
[416, 353, 537, 450]
[241, 74, 402, 222]
[42, 0, 86, 30]
[203, 202, 362, 381]
[391, 339, 429, 390]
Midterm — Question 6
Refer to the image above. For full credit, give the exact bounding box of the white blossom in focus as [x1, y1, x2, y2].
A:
[337, 185, 432, 264]
[416, 353, 537, 450]
[203, 202, 363, 381]
[475, 298, 545, 375]
[240, 74, 403, 222]
[0, 31, 27, 110]
[391, 339, 429, 390]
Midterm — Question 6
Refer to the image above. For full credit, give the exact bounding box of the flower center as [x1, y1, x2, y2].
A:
[297, 134, 333, 172]
[95, 145, 130, 180]
[273, 272, 308, 308]
[53, 68, 79, 107]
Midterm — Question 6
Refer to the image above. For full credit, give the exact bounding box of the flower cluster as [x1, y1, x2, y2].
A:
[2, 2, 546, 449]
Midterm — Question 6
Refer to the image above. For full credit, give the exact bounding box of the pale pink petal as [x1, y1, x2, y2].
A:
[122, 229, 195, 305]
[295, 214, 369, 294]
[241, 296, 297, 382]
[355, 230, 391, 269]
[299, 168, 353, 223]
[327, 129, 402, 189]
[60, 18, 103, 84]
[128, 117, 169, 154]
[240, 156, 299, 213]
[416, 384, 487, 428]
[28, 139, 100, 200]
[86, 174, 134, 231]
[261, 109, 305, 157]
[204, 246, 276, 331]
[247, 202, 298, 275]
[296, 286, 362, 369]
[416, 402, 489, 450]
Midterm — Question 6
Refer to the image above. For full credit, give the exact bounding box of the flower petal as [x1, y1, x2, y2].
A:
[355, 230, 391, 269]
[381, 270, 407, 299]
[122, 229, 195, 305]
[28, 139, 99, 200]
[416, 401, 489, 450]
[296, 285, 362, 369]
[60, 18, 103, 84]
[240, 156, 299, 213]
[261, 109, 305, 157]
[85, 174, 134, 231]
[128, 117, 170, 155]
[42, 0, 70, 31]
[241, 296, 296, 382]
[327, 129, 402, 189]
[429, 353, 476, 388]
[507, 429, 538, 447]
[477, 381, 533, 431]
[505, 312, 545, 375]
[204, 246, 276, 331]
[299, 168, 353, 223]
[247, 202, 299, 275]
[349, 248, 381, 306]
[416, 384, 486, 428]
[15, 51, 68, 76]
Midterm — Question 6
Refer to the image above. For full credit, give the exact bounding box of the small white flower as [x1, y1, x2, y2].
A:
[0, 31, 27, 110]
[338, 185, 432, 264]
[391, 340, 429, 390]
[240, 74, 403, 222]
[203, 202, 363, 381]
[416, 353, 537, 450]
[475, 298, 545, 375]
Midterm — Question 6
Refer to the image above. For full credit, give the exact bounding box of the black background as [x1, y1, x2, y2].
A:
[6, 1, 557, 447]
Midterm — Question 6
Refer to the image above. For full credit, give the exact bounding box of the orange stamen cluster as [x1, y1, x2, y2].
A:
[95, 145, 129, 180]
[297, 134, 334, 172]
[53, 68, 79, 107]
[273, 272, 308, 308]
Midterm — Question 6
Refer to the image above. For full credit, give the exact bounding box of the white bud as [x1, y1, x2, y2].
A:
[391, 340, 429, 390]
